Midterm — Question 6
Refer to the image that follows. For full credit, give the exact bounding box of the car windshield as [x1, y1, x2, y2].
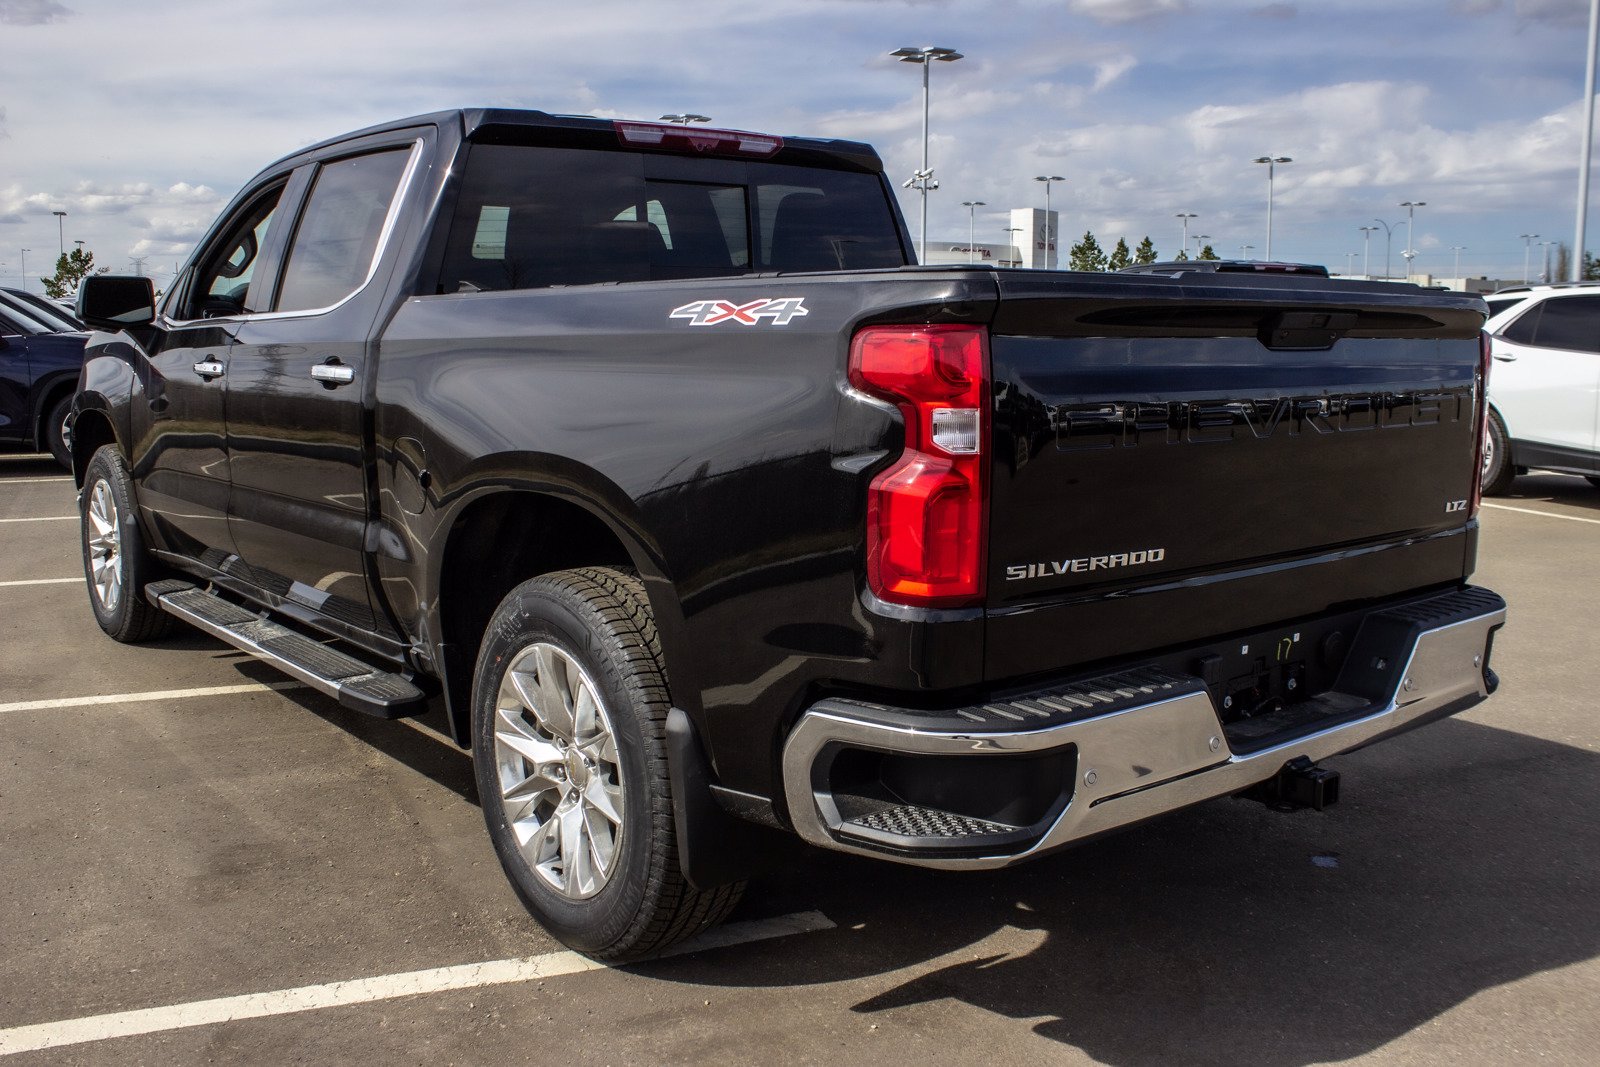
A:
[2, 290, 82, 332]
[0, 294, 58, 335]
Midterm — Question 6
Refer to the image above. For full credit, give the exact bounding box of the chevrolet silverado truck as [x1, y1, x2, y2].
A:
[71, 109, 1505, 960]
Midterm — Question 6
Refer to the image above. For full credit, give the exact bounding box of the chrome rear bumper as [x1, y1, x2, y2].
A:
[781, 586, 1506, 870]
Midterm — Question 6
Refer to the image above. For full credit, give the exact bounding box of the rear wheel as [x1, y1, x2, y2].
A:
[44, 393, 72, 470]
[1482, 409, 1515, 496]
[80, 446, 174, 643]
[471, 567, 742, 960]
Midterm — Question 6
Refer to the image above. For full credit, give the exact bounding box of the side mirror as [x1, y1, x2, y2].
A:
[77, 275, 157, 331]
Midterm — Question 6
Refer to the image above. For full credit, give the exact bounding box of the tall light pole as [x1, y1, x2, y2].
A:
[1539, 239, 1556, 282]
[961, 200, 985, 262]
[52, 210, 67, 257]
[1252, 155, 1292, 260]
[1359, 225, 1379, 277]
[659, 113, 711, 125]
[1451, 246, 1466, 278]
[892, 45, 963, 264]
[19, 249, 29, 292]
[1174, 212, 1197, 258]
[1399, 200, 1426, 279]
[1575, 0, 1600, 279]
[1240, 243, 1255, 259]
[1004, 226, 1022, 267]
[1520, 233, 1540, 283]
[1196, 234, 1213, 259]
[1034, 175, 1064, 269]
[1373, 219, 1400, 280]
[1346, 252, 1358, 275]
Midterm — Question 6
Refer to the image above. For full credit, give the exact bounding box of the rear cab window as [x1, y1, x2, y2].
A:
[435, 141, 906, 293]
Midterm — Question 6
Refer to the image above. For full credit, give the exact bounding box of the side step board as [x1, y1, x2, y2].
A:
[147, 580, 428, 718]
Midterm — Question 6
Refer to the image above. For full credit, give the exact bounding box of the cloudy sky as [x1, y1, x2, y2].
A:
[1, 0, 1596, 289]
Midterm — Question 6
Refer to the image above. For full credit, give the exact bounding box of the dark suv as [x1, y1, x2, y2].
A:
[0, 289, 87, 468]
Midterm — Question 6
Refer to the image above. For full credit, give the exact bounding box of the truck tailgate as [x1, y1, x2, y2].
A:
[984, 271, 1486, 681]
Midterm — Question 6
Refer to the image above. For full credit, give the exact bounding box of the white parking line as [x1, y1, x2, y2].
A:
[0, 910, 835, 1056]
[0, 681, 305, 715]
[0, 516, 75, 524]
[0, 578, 79, 588]
[1482, 502, 1600, 526]
[0, 476, 72, 485]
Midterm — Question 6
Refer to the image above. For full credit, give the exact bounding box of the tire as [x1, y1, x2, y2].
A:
[43, 393, 73, 471]
[471, 567, 743, 961]
[80, 445, 174, 643]
[1482, 409, 1515, 497]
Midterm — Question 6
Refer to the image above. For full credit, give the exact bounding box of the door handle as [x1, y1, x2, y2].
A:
[193, 359, 225, 379]
[1492, 354, 1517, 362]
[311, 361, 355, 386]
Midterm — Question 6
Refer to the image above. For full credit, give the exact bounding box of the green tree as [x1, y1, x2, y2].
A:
[1133, 236, 1158, 265]
[1069, 231, 1108, 272]
[1173, 248, 1189, 262]
[1198, 244, 1219, 260]
[1107, 237, 1132, 272]
[1585, 252, 1600, 281]
[41, 246, 104, 299]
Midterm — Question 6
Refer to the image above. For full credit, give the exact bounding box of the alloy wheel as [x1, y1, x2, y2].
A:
[86, 479, 123, 613]
[493, 642, 625, 899]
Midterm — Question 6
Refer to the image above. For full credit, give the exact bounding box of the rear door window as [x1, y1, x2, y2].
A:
[274, 147, 412, 313]
[1526, 294, 1600, 353]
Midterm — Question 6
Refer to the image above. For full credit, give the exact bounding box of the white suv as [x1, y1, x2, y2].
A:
[1482, 282, 1600, 494]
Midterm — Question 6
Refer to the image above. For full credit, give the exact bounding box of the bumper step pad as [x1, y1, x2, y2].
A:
[146, 580, 427, 718]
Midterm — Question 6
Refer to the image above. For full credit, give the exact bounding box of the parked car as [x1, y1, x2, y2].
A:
[1481, 282, 1600, 493]
[71, 109, 1504, 960]
[0, 290, 87, 468]
[2, 286, 86, 332]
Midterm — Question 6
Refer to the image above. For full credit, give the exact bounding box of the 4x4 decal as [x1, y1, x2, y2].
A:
[670, 297, 809, 326]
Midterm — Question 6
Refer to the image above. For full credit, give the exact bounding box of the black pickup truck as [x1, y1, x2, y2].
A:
[71, 109, 1505, 960]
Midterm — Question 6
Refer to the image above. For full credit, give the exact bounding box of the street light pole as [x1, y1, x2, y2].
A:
[1004, 226, 1022, 267]
[1576, 0, 1600, 279]
[892, 45, 963, 264]
[1539, 239, 1556, 282]
[1252, 155, 1292, 260]
[52, 210, 67, 257]
[1373, 219, 1400, 280]
[1346, 252, 1358, 275]
[1240, 243, 1254, 259]
[1196, 234, 1213, 259]
[659, 113, 711, 125]
[1399, 201, 1426, 280]
[1359, 225, 1378, 277]
[961, 200, 985, 262]
[1520, 233, 1540, 284]
[1034, 176, 1064, 269]
[1174, 212, 1197, 258]
[19, 248, 29, 292]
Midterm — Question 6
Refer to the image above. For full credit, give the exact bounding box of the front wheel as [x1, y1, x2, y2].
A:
[471, 567, 742, 961]
[1482, 409, 1515, 497]
[80, 445, 173, 643]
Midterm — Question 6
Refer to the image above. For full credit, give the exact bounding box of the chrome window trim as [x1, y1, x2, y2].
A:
[158, 139, 425, 330]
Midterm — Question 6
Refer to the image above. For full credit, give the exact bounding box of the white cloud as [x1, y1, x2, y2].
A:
[0, 0, 72, 25]
[1067, 0, 1189, 24]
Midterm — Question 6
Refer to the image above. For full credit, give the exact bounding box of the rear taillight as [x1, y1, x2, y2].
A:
[848, 324, 988, 607]
[1471, 330, 1492, 517]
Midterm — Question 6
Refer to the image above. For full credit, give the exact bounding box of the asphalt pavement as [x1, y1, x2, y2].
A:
[1, 451, 1596, 1065]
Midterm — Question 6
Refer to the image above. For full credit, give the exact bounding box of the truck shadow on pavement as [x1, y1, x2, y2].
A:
[1502, 472, 1600, 512]
[660, 718, 1599, 1065]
